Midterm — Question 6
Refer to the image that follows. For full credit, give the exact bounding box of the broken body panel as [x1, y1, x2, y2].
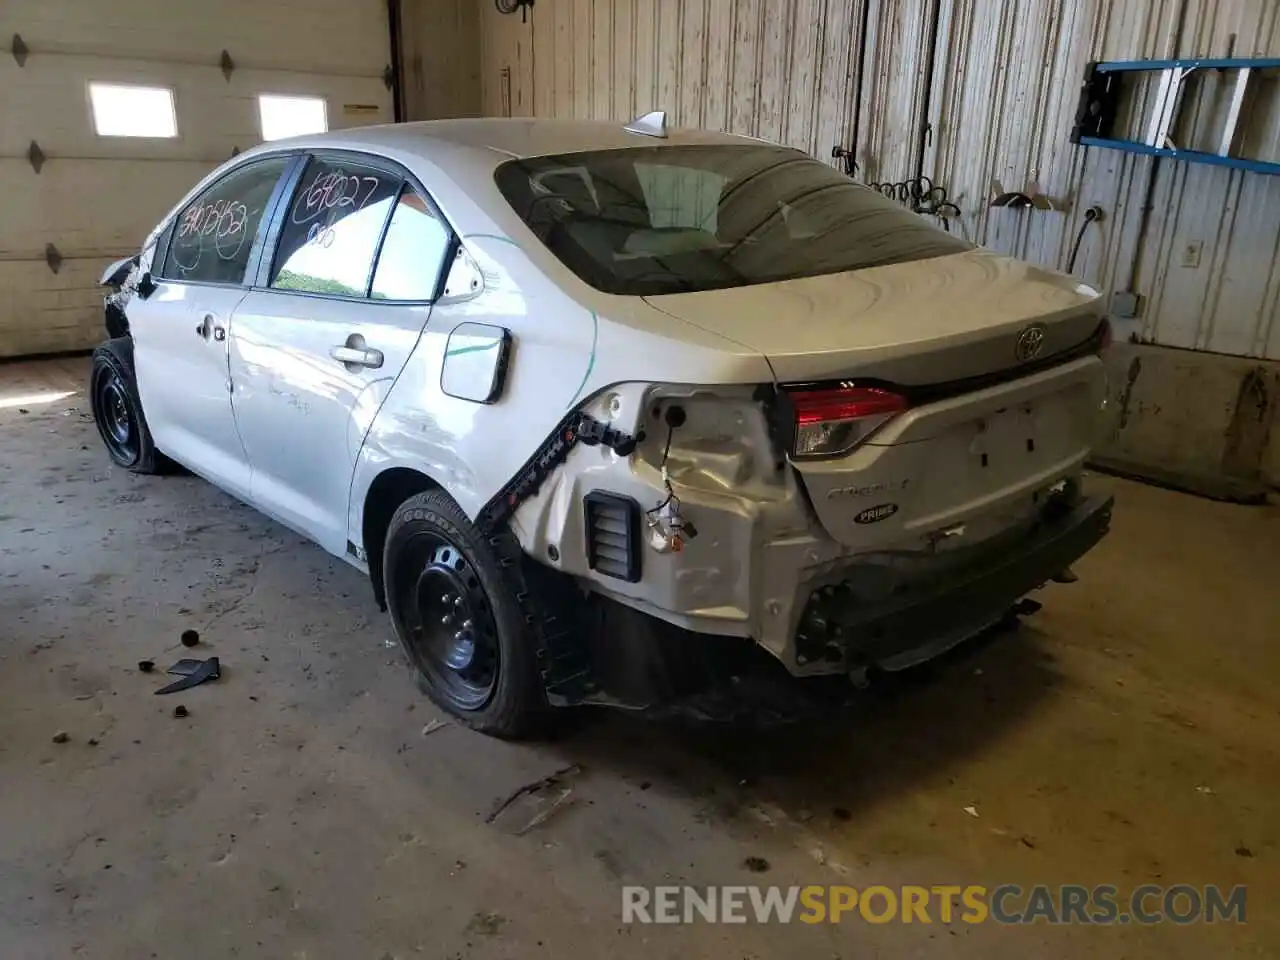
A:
[506, 342, 1109, 678]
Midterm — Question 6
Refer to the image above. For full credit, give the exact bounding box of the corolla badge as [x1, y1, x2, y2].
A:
[826, 478, 909, 500]
[854, 503, 899, 524]
[1016, 323, 1047, 362]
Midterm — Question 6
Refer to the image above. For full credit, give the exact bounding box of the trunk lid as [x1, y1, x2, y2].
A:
[643, 248, 1102, 386]
[784, 356, 1107, 548]
[646, 248, 1107, 549]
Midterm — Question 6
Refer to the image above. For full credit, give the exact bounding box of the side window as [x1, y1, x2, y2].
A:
[163, 157, 291, 284]
[370, 188, 452, 301]
[270, 158, 400, 297]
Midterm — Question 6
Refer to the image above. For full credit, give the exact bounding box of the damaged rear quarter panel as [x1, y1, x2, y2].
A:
[506, 382, 827, 643]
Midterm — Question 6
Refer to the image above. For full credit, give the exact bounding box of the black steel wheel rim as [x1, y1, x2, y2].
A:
[92, 364, 139, 465]
[393, 535, 500, 711]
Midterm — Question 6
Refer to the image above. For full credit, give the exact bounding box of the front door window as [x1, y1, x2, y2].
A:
[162, 157, 291, 285]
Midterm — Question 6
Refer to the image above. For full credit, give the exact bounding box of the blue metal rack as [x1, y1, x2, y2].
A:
[1071, 57, 1280, 176]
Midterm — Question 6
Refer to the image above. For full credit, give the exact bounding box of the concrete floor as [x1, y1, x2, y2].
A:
[1, 358, 1276, 959]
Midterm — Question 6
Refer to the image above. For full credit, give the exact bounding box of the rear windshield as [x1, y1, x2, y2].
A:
[494, 145, 970, 296]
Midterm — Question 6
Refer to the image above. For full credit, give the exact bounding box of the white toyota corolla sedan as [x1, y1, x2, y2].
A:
[93, 114, 1113, 736]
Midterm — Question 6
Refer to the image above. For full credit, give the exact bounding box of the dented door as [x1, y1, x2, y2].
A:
[227, 161, 446, 555]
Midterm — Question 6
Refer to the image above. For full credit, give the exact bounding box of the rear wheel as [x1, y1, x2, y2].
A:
[89, 339, 164, 474]
[383, 490, 546, 737]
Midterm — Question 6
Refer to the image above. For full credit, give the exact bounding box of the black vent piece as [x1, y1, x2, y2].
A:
[584, 492, 641, 582]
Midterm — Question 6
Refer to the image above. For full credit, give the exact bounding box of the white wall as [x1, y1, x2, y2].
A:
[0, 0, 393, 356]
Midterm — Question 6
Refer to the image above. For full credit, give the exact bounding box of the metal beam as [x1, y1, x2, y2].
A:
[1095, 56, 1280, 72]
[1076, 136, 1280, 176]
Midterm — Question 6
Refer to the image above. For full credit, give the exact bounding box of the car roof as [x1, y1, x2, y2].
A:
[240, 117, 771, 181]
[208, 118, 786, 262]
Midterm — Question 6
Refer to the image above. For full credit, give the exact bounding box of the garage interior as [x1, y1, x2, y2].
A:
[1, 0, 1277, 957]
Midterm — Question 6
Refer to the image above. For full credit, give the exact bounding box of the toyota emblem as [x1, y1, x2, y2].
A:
[1015, 324, 1046, 362]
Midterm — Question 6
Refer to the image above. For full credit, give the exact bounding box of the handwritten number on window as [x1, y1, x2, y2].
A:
[305, 222, 337, 248]
[291, 171, 382, 226]
[172, 198, 253, 272]
[164, 158, 289, 282]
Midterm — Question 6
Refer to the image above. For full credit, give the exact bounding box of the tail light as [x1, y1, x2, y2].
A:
[786, 385, 908, 459]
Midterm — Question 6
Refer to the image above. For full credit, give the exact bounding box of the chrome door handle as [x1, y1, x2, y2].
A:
[330, 345, 384, 369]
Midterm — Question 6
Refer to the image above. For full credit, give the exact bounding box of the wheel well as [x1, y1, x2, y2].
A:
[362, 467, 441, 609]
[105, 301, 130, 339]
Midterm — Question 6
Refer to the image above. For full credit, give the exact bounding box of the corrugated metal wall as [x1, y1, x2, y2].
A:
[475, 0, 1280, 361]
[920, 0, 1280, 360]
[478, 0, 864, 158]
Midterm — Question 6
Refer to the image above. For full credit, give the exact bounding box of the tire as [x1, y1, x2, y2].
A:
[89, 338, 165, 474]
[383, 489, 547, 738]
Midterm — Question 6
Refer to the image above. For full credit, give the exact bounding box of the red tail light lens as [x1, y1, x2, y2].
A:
[787, 385, 908, 459]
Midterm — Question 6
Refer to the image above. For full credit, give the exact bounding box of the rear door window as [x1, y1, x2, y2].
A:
[270, 157, 401, 297]
[162, 156, 291, 285]
[494, 145, 971, 296]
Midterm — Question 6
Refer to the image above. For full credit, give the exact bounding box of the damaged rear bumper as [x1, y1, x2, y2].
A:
[790, 493, 1115, 674]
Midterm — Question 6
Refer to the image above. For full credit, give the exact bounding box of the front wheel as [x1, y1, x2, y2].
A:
[383, 490, 547, 738]
[89, 339, 164, 474]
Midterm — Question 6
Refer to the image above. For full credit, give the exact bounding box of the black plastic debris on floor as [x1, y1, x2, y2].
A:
[154, 657, 220, 695]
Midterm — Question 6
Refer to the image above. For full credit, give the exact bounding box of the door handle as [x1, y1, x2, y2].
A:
[195, 314, 225, 342]
[330, 345, 384, 369]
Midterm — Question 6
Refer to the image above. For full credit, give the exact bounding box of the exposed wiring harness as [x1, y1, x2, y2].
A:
[645, 421, 679, 521]
[645, 408, 697, 553]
